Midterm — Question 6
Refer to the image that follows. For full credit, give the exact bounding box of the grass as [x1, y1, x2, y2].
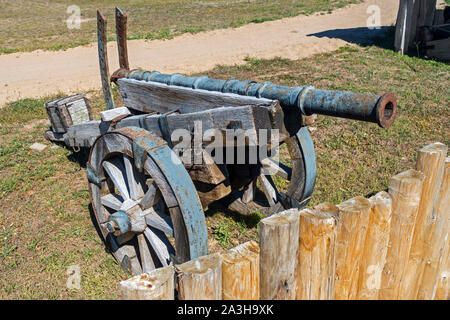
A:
[0, 36, 449, 298]
[0, 0, 363, 54]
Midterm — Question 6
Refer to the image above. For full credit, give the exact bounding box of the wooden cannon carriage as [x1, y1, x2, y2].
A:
[44, 8, 398, 275]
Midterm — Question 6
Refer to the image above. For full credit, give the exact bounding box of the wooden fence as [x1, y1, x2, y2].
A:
[395, 0, 450, 61]
[120, 142, 449, 300]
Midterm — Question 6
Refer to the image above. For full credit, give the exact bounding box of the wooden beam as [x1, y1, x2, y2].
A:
[421, 156, 450, 300]
[356, 192, 392, 300]
[297, 203, 339, 300]
[97, 10, 115, 110]
[175, 253, 222, 300]
[221, 241, 260, 300]
[379, 169, 425, 300]
[260, 209, 300, 300]
[120, 265, 174, 300]
[334, 196, 371, 300]
[400, 143, 447, 299]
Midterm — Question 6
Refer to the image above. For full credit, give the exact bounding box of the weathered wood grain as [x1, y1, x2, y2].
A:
[260, 208, 300, 300]
[400, 143, 447, 299]
[357, 192, 392, 300]
[421, 156, 450, 300]
[120, 265, 174, 300]
[334, 197, 371, 300]
[297, 203, 338, 300]
[118, 78, 274, 114]
[100, 106, 131, 122]
[221, 241, 260, 300]
[379, 169, 425, 300]
[175, 252, 222, 300]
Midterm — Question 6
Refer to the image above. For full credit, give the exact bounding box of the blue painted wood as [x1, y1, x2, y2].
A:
[295, 127, 317, 204]
[127, 127, 208, 260]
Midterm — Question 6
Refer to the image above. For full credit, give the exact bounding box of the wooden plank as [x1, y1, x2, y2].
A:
[260, 209, 300, 300]
[64, 120, 111, 147]
[334, 196, 371, 300]
[221, 241, 260, 300]
[115, 7, 129, 70]
[297, 203, 338, 300]
[65, 98, 91, 125]
[118, 78, 274, 114]
[97, 10, 115, 110]
[379, 169, 425, 300]
[175, 253, 222, 300]
[400, 142, 447, 299]
[100, 106, 131, 122]
[120, 265, 174, 300]
[356, 192, 392, 300]
[421, 156, 450, 300]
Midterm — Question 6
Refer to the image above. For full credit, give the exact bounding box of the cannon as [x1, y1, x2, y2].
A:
[44, 8, 397, 275]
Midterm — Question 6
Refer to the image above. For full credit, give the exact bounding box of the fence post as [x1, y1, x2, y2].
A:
[175, 252, 222, 300]
[356, 192, 392, 300]
[260, 208, 300, 300]
[400, 143, 448, 299]
[379, 169, 425, 299]
[297, 203, 339, 300]
[120, 265, 175, 300]
[221, 240, 260, 300]
[333, 196, 371, 300]
[422, 156, 450, 300]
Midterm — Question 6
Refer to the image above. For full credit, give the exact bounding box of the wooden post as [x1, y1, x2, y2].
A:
[260, 209, 300, 300]
[333, 196, 371, 300]
[400, 143, 447, 299]
[175, 253, 222, 300]
[379, 169, 425, 300]
[356, 192, 392, 300]
[221, 241, 260, 300]
[395, 0, 418, 54]
[120, 265, 175, 300]
[421, 156, 450, 300]
[297, 203, 339, 300]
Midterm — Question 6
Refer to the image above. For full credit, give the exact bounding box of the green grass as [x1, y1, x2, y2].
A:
[0, 0, 362, 54]
[0, 39, 449, 299]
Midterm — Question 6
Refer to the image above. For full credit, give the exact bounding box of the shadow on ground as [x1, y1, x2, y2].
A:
[308, 26, 395, 50]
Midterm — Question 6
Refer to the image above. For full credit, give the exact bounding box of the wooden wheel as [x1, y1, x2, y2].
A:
[87, 127, 207, 275]
[225, 127, 316, 216]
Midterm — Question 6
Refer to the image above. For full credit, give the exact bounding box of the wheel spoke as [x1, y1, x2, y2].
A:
[144, 227, 174, 267]
[101, 193, 123, 211]
[137, 233, 155, 273]
[144, 208, 174, 236]
[258, 174, 278, 206]
[261, 157, 291, 180]
[123, 154, 145, 201]
[102, 158, 130, 200]
[140, 179, 162, 210]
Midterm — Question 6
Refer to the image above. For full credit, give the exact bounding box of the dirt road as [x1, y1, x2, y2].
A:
[0, 0, 400, 107]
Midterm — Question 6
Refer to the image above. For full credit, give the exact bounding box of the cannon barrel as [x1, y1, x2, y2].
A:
[113, 69, 397, 128]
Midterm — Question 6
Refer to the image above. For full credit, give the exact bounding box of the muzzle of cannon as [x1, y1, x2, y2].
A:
[112, 68, 397, 129]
